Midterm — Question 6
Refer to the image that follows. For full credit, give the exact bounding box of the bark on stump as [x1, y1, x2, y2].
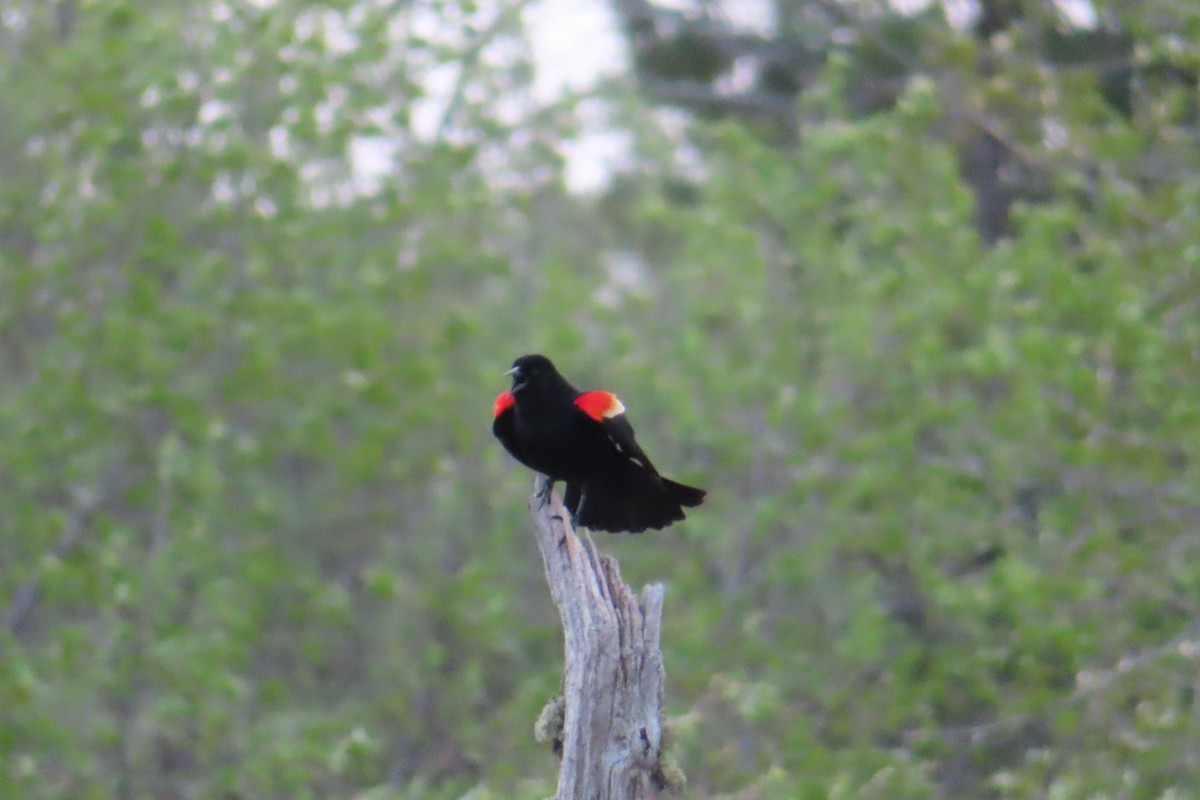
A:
[529, 479, 675, 800]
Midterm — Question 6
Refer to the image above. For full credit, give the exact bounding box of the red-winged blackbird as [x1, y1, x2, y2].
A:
[492, 354, 706, 533]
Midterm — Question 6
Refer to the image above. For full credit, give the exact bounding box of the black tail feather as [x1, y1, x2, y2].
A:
[567, 470, 706, 534]
[663, 478, 706, 508]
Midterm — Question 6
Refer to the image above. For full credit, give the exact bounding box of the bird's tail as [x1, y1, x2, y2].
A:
[663, 478, 706, 508]
[569, 473, 706, 533]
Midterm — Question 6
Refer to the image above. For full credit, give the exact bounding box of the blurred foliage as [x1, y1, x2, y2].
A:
[1, 0, 1199, 799]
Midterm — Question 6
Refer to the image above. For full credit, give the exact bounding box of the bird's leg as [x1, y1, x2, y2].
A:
[571, 489, 587, 530]
[535, 475, 555, 507]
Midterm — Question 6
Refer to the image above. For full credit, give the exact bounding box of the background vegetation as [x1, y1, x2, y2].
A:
[2, 0, 1198, 798]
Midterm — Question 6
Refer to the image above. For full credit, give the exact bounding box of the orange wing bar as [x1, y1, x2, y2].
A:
[573, 391, 626, 421]
[493, 391, 515, 418]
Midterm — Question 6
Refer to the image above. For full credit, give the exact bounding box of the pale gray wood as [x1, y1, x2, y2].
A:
[529, 478, 670, 800]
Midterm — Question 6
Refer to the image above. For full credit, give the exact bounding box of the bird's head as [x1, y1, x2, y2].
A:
[505, 354, 560, 396]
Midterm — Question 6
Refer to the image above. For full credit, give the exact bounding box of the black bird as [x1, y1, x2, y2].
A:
[492, 354, 706, 533]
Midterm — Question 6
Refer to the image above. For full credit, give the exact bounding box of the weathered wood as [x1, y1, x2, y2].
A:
[529, 478, 672, 800]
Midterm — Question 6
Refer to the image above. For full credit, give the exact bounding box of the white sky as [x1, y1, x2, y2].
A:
[521, 0, 1096, 191]
[525, 0, 630, 191]
[522, 0, 777, 191]
[526, 0, 627, 102]
[359, 0, 1100, 193]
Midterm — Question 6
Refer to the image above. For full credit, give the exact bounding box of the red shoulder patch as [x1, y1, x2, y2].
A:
[493, 391, 515, 419]
[574, 391, 626, 421]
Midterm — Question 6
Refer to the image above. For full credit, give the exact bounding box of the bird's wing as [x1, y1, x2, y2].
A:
[492, 391, 524, 461]
[493, 390, 516, 419]
[573, 390, 661, 477]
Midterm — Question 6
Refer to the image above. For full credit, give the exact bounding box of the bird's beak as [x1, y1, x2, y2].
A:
[505, 365, 526, 394]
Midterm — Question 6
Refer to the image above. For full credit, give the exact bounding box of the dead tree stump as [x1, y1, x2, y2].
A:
[528, 479, 678, 800]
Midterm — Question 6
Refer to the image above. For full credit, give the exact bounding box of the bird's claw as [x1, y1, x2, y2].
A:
[535, 477, 554, 507]
[570, 491, 587, 531]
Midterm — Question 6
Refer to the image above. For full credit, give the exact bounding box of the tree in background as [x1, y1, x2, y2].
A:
[1, 1, 578, 796]
[1, 0, 1199, 798]
[616, 0, 1198, 242]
